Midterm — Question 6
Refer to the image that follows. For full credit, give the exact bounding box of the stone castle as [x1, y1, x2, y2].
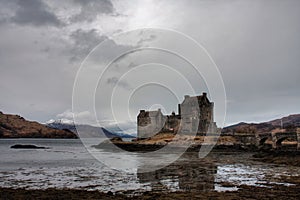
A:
[137, 92, 218, 138]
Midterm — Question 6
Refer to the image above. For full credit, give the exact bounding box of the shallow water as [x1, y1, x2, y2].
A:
[0, 139, 299, 194]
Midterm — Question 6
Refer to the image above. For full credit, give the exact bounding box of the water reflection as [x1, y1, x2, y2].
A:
[137, 152, 217, 192]
[137, 151, 300, 193]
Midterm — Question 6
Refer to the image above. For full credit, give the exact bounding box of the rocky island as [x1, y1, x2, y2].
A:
[97, 93, 300, 154]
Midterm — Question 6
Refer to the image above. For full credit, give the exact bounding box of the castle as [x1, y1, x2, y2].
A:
[137, 92, 218, 138]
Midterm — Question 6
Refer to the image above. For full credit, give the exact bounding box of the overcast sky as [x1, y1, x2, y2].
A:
[0, 0, 300, 133]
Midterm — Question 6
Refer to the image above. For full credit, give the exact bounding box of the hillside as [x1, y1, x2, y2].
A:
[267, 114, 300, 127]
[0, 112, 77, 138]
[222, 114, 300, 134]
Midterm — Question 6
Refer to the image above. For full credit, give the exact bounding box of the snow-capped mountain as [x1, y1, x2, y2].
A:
[46, 119, 135, 138]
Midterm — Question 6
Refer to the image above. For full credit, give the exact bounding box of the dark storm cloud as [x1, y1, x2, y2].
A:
[71, 0, 115, 22]
[69, 28, 108, 62]
[11, 0, 62, 27]
[67, 28, 139, 65]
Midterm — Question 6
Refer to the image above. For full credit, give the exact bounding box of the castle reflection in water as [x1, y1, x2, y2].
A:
[137, 153, 217, 192]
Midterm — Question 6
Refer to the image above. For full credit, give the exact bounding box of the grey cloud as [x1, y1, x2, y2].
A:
[0, 1, 16, 24]
[11, 0, 62, 27]
[137, 34, 157, 45]
[71, 0, 115, 22]
[106, 77, 131, 90]
[0, 0, 299, 131]
[71, 32, 139, 66]
[127, 62, 135, 68]
[69, 28, 108, 62]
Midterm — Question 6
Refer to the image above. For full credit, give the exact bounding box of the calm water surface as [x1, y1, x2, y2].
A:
[0, 139, 299, 194]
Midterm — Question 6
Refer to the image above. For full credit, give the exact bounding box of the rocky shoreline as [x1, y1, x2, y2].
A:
[98, 142, 300, 167]
[253, 150, 300, 167]
[1, 184, 300, 200]
[94, 134, 258, 153]
[95, 142, 251, 153]
[94, 136, 300, 168]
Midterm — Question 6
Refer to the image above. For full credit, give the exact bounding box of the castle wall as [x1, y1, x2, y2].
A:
[179, 96, 200, 134]
[162, 113, 181, 133]
[137, 93, 216, 138]
[179, 94, 213, 135]
[137, 109, 166, 138]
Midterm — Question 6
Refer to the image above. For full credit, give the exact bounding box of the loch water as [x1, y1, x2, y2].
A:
[0, 139, 299, 195]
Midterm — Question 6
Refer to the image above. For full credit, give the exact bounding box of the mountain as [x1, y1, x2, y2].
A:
[46, 120, 135, 138]
[222, 114, 300, 134]
[0, 111, 77, 138]
[266, 114, 300, 127]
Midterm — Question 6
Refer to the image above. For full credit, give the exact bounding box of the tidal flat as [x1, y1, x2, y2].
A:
[0, 139, 300, 199]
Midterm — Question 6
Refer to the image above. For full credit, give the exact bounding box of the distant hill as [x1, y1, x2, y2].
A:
[222, 114, 300, 134]
[0, 111, 77, 138]
[46, 120, 135, 138]
[267, 114, 300, 127]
